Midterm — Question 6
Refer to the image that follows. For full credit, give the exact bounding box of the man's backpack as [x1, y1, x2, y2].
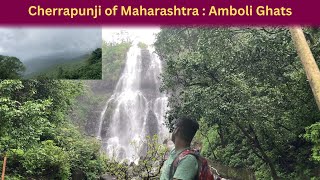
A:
[169, 149, 215, 180]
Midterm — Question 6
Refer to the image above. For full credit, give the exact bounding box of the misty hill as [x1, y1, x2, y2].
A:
[23, 51, 91, 76]
[29, 48, 102, 79]
[25, 55, 89, 78]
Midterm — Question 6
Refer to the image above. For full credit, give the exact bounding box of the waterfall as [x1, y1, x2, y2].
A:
[97, 43, 168, 162]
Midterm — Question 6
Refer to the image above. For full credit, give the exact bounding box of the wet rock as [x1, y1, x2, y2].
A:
[100, 174, 117, 180]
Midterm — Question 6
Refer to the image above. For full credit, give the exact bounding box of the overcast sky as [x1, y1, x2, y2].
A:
[0, 27, 101, 62]
[102, 27, 160, 45]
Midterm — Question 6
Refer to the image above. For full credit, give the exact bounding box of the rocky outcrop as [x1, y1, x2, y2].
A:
[100, 174, 117, 180]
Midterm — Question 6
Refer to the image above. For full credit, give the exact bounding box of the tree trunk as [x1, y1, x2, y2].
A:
[254, 141, 279, 180]
[1, 155, 7, 180]
[234, 121, 280, 180]
[289, 27, 320, 110]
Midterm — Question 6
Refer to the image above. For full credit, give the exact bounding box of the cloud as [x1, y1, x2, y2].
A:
[0, 27, 101, 62]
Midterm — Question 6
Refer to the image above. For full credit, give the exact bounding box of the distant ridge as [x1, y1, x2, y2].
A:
[23, 50, 93, 76]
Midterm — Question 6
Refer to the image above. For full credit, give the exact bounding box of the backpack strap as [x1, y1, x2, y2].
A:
[169, 149, 199, 180]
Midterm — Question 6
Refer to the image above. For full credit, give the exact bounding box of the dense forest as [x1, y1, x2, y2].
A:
[154, 28, 320, 179]
[0, 80, 107, 179]
[0, 48, 102, 79]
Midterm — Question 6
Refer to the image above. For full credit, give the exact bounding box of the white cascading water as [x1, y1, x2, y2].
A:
[97, 43, 168, 162]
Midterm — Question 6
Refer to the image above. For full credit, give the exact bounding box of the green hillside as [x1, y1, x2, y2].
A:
[25, 55, 89, 78]
[31, 48, 102, 79]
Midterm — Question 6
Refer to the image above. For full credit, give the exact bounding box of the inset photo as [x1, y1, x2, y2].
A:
[0, 27, 102, 79]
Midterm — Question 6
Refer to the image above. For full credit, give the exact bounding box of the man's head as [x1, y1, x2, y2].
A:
[171, 117, 199, 149]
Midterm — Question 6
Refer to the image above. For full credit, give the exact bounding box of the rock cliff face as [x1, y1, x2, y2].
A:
[85, 81, 115, 136]
[69, 80, 115, 136]
[100, 174, 117, 180]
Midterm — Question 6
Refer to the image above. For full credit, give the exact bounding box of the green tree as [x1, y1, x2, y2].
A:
[104, 135, 167, 180]
[138, 42, 148, 49]
[0, 80, 107, 179]
[59, 48, 102, 79]
[155, 28, 320, 179]
[88, 48, 102, 65]
[0, 55, 25, 79]
[305, 122, 320, 162]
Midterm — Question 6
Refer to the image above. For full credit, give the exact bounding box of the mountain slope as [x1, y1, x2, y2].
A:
[23, 51, 92, 76]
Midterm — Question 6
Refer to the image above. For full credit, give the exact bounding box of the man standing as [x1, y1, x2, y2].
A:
[160, 117, 200, 180]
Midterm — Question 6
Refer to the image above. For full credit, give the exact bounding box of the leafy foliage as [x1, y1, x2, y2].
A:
[22, 140, 70, 179]
[305, 122, 320, 161]
[138, 42, 148, 49]
[56, 48, 102, 79]
[104, 135, 168, 179]
[0, 80, 107, 179]
[155, 28, 320, 179]
[0, 55, 25, 79]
